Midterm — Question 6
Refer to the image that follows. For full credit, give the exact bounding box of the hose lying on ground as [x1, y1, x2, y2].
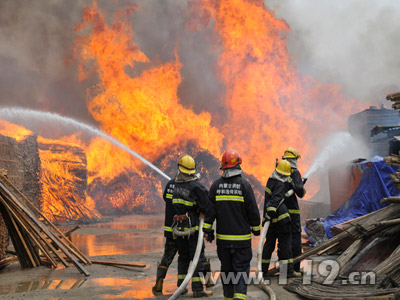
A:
[257, 220, 276, 300]
[168, 217, 205, 300]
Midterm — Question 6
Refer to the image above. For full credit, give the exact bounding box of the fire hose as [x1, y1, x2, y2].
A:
[256, 195, 289, 300]
[256, 220, 276, 300]
[168, 217, 205, 300]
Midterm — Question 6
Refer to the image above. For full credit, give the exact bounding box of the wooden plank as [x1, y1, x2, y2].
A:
[381, 197, 400, 204]
[0, 182, 90, 276]
[317, 241, 340, 256]
[4, 200, 59, 268]
[91, 260, 146, 268]
[0, 197, 36, 267]
[10, 204, 69, 267]
[0, 174, 90, 265]
[314, 238, 365, 283]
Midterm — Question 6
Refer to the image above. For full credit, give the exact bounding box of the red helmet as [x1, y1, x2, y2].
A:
[220, 149, 242, 169]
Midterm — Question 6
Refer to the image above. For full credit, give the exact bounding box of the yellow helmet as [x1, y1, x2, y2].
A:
[177, 154, 196, 174]
[282, 147, 301, 159]
[276, 159, 291, 176]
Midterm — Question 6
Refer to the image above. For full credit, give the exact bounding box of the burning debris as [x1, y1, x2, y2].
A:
[38, 137, 99, 223]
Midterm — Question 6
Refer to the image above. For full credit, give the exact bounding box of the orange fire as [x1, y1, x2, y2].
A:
[38, 136, 99, 223]
[0, 1, 367, 223]
[72, 1, 363, 201]
[74, 3, 223, 165]
[0, 120, 33, 142]
[195, 0, 363, 186]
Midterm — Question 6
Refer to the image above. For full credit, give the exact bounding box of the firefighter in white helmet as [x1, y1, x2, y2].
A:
[282, 147, 306, 273]
[262, 159, 301, 278]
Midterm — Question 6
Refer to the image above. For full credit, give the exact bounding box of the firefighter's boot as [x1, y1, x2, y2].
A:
[193, 290, 213, 298]
[152, 264, 168, 295]
[152, 278, 164, 295]
[203, 259, 214, 288]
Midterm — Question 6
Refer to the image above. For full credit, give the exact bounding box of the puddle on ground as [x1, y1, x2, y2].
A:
[0, 278, 87, 295]
[71, 232, 164, 256]
[68, 214, 165, 256]
[0, 276, 177, 299]
[87, 277, 176, 299]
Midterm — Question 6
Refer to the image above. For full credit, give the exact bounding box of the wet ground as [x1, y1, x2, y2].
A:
[0, 214, 308, 300]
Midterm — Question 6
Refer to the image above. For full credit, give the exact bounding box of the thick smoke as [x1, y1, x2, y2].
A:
[265, 0, 400, 105]
[0, 0, 224, 131]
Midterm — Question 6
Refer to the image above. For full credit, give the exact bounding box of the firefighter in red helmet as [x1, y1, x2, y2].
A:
[207, 149, 260, 300]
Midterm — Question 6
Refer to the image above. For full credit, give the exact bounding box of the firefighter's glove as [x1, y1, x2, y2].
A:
[252, 228, 260, 236]
[203, 229, 215, 243]
[285, 189, 294, 198]
[266, 206, 277, 219]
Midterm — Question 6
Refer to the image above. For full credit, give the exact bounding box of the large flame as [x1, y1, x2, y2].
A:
[195, 0, 362, 184]
[0, 1, 367, 223]
[74, 3, 223, 176]
[0, 120, 33, 142]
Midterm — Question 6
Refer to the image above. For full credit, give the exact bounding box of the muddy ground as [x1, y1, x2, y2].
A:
[0, 214, 311, 300]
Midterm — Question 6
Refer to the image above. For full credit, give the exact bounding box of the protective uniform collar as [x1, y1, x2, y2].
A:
[286, 158, 298, 169]
[175, 171, 201, 182]
[270, 170, 290, 182]
[221, 165, 243, 178]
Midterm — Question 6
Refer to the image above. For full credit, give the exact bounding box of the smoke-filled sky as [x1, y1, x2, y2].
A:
[0, 0, 398, 160]
[2, 0, 399, 125]
[265, 0, 400, 104]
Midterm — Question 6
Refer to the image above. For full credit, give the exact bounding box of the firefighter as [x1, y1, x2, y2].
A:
[207, 149, 261, 300]
[282, 147, 306, 273]
[172, 154, 213, 298]
[152, 177, 180, 295]
[262, 159, 301, 278]
[152, 168, 213, 295]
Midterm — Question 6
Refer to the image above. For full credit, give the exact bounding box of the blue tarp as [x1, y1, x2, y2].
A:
[323, 156, 400, 238]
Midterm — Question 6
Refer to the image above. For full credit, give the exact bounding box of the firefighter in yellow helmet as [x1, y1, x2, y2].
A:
[282, 147, 306, 273]
[172, 154, 213, 298]
[262, 160, 301, 278]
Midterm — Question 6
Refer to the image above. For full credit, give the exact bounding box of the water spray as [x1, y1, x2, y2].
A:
[303, 131, 353, 180]
[0, 107, 171, 181]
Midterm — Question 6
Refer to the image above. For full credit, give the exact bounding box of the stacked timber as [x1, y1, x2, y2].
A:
[284, 202, 400, 299]
[0, 173, 90, 275]
[387, 91, 400, 110]
[385, 92, 400, 189]
[38, 137, 99, 223]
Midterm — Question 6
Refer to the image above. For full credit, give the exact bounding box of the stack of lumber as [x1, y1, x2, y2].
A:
[38, 137, 99, 223]
[0, 214, 8, 260]
[0, 169, 9, 260]
[387, 91, 400, 110]
[0, 173, 91, 276]
[385, 91, 400, 189]
[282, 202, 400, 299]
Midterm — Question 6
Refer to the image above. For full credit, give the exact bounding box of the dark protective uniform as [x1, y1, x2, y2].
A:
[262, 176, 294, 275]
[286, 169, 306, 272]
[172, 179, 211, 292]
[208, 175, 260, 300]
[155, 179, 178, 284]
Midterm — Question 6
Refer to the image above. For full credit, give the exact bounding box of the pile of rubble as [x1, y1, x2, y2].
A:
[286, 201, 400, 299]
